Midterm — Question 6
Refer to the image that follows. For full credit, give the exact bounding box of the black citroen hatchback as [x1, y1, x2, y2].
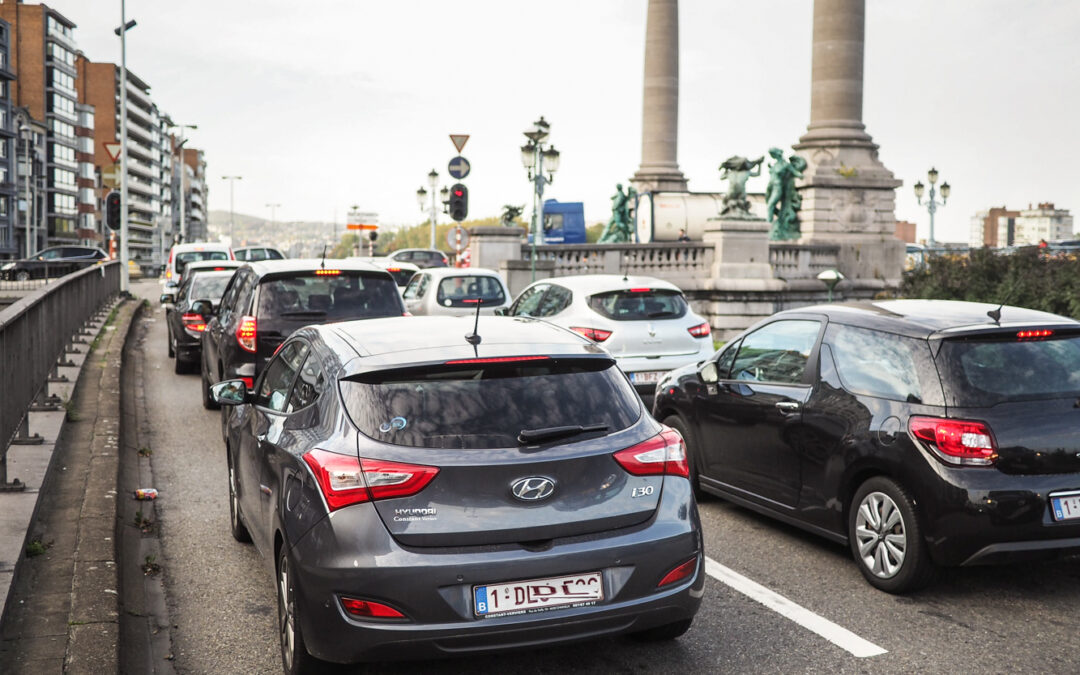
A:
[212, 315, 703, 671]
[653, 299, 1080, 593]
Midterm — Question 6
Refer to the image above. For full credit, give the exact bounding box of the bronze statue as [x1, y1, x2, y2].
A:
[500, 204, 524, 227]
[719, 155, 763, 218]
[598, 183, 636, 243]
[764, 148, 805, 240]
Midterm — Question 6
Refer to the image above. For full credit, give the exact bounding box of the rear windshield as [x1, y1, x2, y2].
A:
[384, 267, 415, 287]
[436, 275, 506, 308]
[588, 289, 687, 321]
[189, 274, 232, 302]
[340, 358, 640, 449]
[176, 251, 228, 274]
[937, 334, 1080, 406]
[256, 272, 402, 322]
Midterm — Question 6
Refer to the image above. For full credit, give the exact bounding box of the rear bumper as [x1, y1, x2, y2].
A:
[287, 479, 703, 664]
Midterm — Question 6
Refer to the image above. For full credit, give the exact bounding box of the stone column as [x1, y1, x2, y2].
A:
[631, 0, 688, 193]
[792, 0, 904, 283]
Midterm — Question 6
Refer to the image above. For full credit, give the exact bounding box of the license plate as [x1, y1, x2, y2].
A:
[1050, 492, 1080, 521]
[473, 571, 603, 617]
[630, 370, 666, 384]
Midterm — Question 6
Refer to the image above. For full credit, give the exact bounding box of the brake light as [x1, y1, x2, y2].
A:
[340, 597, 405, 619]
[239, 377, 254, 389]
[629, 287, 651, 293]
[570, 326, 613, 342]
[613, 428, 689, 478]
[909, 416, 997, 466]
[657, 556, 698, 588]
[302, 450, 438, 511]
[444, 355, 550, 365]
[1017, 329, 1053, 340]
[236, 315, 257, 353]
[181, 312, 207, 334]
[386, 267, 401, 272]
[315, 269, 341, 276]
[688, 322, 711, 338]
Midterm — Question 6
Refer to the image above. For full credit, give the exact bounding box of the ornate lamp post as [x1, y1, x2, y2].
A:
[416, 169, 444, 249]
[520, 116, 560, 281]
[913, 167, 951, 248]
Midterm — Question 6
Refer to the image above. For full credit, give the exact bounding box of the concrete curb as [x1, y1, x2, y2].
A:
[0, 298, 138, 673]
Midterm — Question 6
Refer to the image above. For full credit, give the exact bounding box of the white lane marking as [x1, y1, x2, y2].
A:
[704, 556, 887, 658]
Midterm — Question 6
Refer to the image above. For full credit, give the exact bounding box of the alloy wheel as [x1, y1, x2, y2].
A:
[854, 491, 907, 579]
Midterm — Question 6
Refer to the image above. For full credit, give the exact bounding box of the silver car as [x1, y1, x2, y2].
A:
[402, 267, 511, 316]
[505, 275, 713, 404]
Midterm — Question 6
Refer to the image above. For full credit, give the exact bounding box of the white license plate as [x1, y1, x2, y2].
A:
[1050, 493, 1080, 521]
[630, 370, 666, 384]
[473, 571, 603, 617]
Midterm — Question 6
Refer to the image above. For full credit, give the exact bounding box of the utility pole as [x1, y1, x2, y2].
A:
[116, 2, 136, 292]
[222, 175, 242, 245]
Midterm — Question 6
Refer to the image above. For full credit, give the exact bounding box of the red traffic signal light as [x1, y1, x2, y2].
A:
[449, 183, 468, 222]
[106, 191, 121, 230]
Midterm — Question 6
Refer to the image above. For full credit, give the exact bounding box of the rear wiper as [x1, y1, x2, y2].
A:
[518, 423, 609, 445]
[280, 310, 326, 317]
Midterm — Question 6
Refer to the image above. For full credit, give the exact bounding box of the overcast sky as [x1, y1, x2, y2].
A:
[45, 0, 1080, 242]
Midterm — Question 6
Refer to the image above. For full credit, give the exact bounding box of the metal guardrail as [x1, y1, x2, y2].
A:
[0, 261, 120, 489]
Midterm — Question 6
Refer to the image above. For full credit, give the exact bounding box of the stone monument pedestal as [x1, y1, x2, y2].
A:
[702, 217, 784, 291]
[468, 226, 525, 273]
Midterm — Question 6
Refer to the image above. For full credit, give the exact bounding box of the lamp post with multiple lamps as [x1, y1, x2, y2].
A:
[222, 175, 242, 245]
[520, 116, 560, 282]
[913, 167, 951, 248]
[415, 169, 449, 250]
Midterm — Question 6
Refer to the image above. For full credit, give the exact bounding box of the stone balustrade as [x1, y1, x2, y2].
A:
[768, 243, 841, 280]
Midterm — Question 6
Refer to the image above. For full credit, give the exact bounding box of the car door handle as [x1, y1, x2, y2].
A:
[775, 401, 801, 414]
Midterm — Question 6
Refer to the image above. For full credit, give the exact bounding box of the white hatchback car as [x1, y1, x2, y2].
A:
[350, 257, 421, 292]
[402, 267, 511, 316]
[505, 275, 713, 404]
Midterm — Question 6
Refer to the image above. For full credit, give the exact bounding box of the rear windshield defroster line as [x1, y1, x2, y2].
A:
[339, 357, 641, 449]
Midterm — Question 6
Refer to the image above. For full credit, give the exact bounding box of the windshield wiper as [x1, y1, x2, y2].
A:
[280, 310, 326, 317]
[518, 423, 609, 445]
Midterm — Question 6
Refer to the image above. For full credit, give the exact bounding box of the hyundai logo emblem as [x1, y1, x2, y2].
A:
[510, 477, 556, 502]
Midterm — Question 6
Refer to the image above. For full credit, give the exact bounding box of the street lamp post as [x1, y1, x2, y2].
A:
[116, 2, 137, 292]
[416, 169, 446, 250]
[520, 116, 560, 282]
[222, 175, 241, 245]
[913, 167, 951, 248]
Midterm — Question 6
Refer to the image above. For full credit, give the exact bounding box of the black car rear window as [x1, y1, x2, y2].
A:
[435, 275, 506, 308]
[189, 275, 232, 303]
[340, 358, 640, 449]
[937, 334, 1080, 406]
[588, 289, 687, 321]
[256, 271, 402, 322]
[176, 251, 228, 274]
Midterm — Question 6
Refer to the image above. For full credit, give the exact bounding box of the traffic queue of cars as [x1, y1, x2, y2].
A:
[160, 242, 1080, 672]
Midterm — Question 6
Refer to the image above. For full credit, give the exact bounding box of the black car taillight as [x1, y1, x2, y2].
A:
[236, 315, 257, 353]
[908, 416, 997, 466]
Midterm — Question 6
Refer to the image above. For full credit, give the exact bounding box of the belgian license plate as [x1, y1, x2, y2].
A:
[630, 370, 666, 384]
[473, 572, 603, 617]
[1050, 493, 1080, 521]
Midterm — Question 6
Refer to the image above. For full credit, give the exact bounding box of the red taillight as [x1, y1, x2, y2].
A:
[688, 322, 711, 338]
[657, 556, 698, 588]
[239, 377, 254, 389]
[181, 312, 207, 333]
[613, 428, 689, 478]
[386, 267, 402, 272]
[444, 355, 550, 365]
[302, 449, 439, 512]
[570, 326, 613, 342]
[340, 597, 405, 619]
[1017, 329, 1053, 340]
[403, 311, 413, 317]
[315, 269, 341, 276]
[236, 315, 257, 353]
[629, 287, 651, 293]
[909, 416, 997, 466]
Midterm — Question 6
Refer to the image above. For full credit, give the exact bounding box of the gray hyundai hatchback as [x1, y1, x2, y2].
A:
[212, 315, 703, 672]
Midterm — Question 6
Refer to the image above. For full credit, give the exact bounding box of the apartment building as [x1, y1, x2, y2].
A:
[0, 2, 84, 251]
[175, 145, 207, 241]
[1013, 203, 1074, 245]
[0, 18, 15, 258]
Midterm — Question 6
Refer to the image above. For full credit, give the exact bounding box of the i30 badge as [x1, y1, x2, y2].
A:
[510, 477, 556, 501]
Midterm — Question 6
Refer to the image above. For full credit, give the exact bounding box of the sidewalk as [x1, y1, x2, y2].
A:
[0, 298, 135, 673]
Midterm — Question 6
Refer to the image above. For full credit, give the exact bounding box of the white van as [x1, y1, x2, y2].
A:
[164, 242, 233, 287]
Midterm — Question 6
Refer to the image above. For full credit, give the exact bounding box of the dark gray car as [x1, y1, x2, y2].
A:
[212, 315, 703, 672]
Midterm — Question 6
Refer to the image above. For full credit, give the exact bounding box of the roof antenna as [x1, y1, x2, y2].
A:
[987, 304, 1003, 325]
[465, 298, 483, 346]
[320, 244, 327, 270]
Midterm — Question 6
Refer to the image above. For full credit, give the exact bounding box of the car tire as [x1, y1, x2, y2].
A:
[277, 548, 317, 675]
[201, 365, 218, 410]
[848, 477, 937, 594]
[227, 453, 251, 544]
[663, 415, 703, 499]
[14, 269, 30, 282]
[630, 618, 693, 642]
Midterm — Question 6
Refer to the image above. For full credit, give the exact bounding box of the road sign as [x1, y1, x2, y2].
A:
[449, 134, 470, 153]
[448, 156, 471, 180]
[103, 142, 122, 162]
[346, 223, 378, 231]
[447, 226, 469, 252]
[102, 164, 121, 188]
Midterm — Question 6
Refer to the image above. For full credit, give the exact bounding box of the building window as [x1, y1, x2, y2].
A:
[52, 167, 76, 188]
[47, 16, 74, 40]
[48, 93, 76, 118]
[0, 139, 6, 159]
[49, 142, 76, 166]
[49, 118, 75, 139]
[46, 42, 75, 67]
[0, 196, 8, 218]
[49, 67, 75, 92]
[50, 193, 77, 215]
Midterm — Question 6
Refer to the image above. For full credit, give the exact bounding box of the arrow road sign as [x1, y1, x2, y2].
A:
[449, 134, 470, 153]
[447, 226, 470, 252]
[448, 156, 471, 180]
[103, 142, 122, 162]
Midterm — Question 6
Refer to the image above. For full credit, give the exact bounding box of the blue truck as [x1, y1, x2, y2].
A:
[535, 199, 586, 244]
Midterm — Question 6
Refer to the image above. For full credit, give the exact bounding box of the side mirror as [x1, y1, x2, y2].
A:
[190, 299, 214, 317]
[699, 361, 719, 384]
[159, 292, 176, 305]
[211, 379, 249, 406]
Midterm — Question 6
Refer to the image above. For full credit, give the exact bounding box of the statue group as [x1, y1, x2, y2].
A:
[598, 183, 637, 243]
[718, 155, 764, 218]
[500, 204, 524, 227]
[764, 147, 807, 241]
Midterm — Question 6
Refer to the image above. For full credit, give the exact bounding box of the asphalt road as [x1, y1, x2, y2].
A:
[131, 280, 1080, 674]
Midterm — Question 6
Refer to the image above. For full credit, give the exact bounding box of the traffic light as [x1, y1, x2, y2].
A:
[367, 230, 378, 242]
[449, 183, 468, 222]
[105, 191, 121, 230]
